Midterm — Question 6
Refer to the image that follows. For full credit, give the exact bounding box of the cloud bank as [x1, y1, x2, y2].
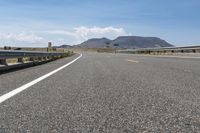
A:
[46, 26, 128, 45]
[0, 33, 45, 46]
[0, 26, 128, 47]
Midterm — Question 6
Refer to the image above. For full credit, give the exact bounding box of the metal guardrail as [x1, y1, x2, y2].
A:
[0, 50, 68, 59]
[117, 46, 200, 54]
[0, 50, 70, 67]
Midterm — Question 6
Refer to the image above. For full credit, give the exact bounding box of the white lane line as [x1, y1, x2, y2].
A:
[147, 55, 200, 59]
[0, 54, 82, 104]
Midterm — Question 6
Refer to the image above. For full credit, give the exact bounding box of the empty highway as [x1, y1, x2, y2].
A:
[0, 53, 200, 132]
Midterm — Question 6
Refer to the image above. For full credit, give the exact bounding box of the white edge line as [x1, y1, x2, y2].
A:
[148, 55, 200, 59]
[0, 53, 82, 104]
[129, 54, 200, 59]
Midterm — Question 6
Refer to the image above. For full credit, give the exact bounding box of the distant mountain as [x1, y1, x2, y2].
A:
[110, 36, 173, 48]
[78, 38, 112, 48]
[77, 36, 173, 49]
[54, 44, 73, 49]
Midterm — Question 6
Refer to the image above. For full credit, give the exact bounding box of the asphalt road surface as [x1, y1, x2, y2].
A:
[0, 53, 200, 132]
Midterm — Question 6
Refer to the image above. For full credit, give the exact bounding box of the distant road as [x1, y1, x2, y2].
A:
[0, 53, 200, 132]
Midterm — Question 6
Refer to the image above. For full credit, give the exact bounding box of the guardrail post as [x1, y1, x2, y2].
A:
[30, 57, 35, 62]
[38, 57, 43, 62]
[46, 56, 50, 61]
[49, 56, 53, 60]
[42, 57, 47, 61]
[53, 56, 58, 60]
[18, 58, 24, 64]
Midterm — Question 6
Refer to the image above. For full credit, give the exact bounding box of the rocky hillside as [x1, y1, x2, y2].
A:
[77, 38, 112, 48]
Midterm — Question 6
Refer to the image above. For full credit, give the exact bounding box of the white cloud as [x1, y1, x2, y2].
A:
[0, 33, 45, 44]
[46, 26, 128, 44]
[0, 26, 128, 46]
[45, 30, 76, 37]
[74, 26, 127, 39]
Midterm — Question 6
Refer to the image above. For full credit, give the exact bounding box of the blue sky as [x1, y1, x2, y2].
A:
[0, 0, 200, 47]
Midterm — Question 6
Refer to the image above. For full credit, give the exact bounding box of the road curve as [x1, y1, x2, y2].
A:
[0, 53, 200, 132]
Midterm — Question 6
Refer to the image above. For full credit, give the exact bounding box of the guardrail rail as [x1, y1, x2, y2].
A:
[117, 46, 200, 55]
[0, 50, 71, 70]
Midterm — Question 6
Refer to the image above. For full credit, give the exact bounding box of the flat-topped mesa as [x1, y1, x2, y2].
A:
[76, 36, 173, 49]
